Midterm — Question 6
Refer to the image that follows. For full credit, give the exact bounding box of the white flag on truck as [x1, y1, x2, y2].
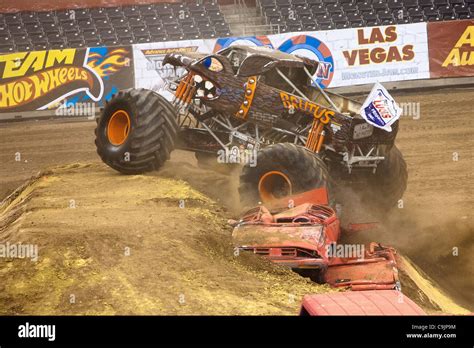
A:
[360, 83, 402, 132]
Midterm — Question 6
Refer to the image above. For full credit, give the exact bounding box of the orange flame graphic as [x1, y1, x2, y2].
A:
[88, 48, 130, 77]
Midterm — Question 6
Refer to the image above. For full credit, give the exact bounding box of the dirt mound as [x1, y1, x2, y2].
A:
[0, 88, 472, 314]
[0, 163, 330, 315]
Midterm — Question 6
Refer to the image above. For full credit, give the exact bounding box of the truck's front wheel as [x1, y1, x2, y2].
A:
[95, 88, 179, 174]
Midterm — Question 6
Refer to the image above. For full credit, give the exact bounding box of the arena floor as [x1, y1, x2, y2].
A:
[0, 87, 472, 314]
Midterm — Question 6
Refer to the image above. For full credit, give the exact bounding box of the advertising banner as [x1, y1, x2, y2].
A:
[133, 39, 216, 99]
[0, 45, 134, 112]
[133, 23, 430, 90]
[428, 19, 474, 78]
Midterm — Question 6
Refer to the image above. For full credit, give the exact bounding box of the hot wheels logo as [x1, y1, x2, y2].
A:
[0, 48, 103, 111]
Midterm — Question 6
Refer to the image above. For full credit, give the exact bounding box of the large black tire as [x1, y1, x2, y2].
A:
[364, 145, 408, 209]
[239, 143, 331, 207]
[95, 88, 179, 174]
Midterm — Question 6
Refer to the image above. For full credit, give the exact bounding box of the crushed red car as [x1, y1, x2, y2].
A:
[231, 187, 400, 291]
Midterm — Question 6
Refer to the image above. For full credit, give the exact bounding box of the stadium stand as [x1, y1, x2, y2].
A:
[1, 0, 473, 53]
[258, 0, 474, 32]
[0, 2, 231, 53]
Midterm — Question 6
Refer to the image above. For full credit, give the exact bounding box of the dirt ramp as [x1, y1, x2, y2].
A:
[0, 163, 328, 315]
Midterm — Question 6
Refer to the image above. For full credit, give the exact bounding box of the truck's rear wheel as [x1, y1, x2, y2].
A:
[95, 88, 179, 174]
[239, 143, 331, 207]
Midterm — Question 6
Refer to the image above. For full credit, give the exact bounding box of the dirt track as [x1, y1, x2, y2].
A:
[0, 87, 473, 313]
[0, 163, 330, 315]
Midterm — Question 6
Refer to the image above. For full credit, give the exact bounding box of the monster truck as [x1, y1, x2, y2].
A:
[95, 45, 407, 209]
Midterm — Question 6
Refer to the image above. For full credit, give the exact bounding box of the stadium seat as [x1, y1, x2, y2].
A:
[78, 20, 96, 31]
[33, 42, 49, 50]
[269, 16, 285, 25]
[306, 0, 322, 5]
[327, 4, 343, 15]
[149, 25, 165, 36]
[90, 8, 107, 20]
[0, 43, 15, 53]
[438, 5, 456, 19]
[319, 22, 334, 30]
[293, 0, 308, 8]
[199, 28, 215, 38]
[161, 15, 177, 24]
[102, 37, 118, 46]
[111, 18, 129, 29]
[301, 17, 318, 30]
[115, 26, 132, 36]
[408, 8, 425, 18]
[132, 26, 149, 37]
[21, 12, 39, 25]
[65, 31, 82, 41]
[433, 0, 449, 7]
[372, 1, 388, 11]
[454, 4, 469, 17]
[311, 5, 328, 15]
[61, 20, 78, 33]
[276, 0, 292, 7]
[25, 23, 43, 34]
[347, 12, 363, 21]
[99, 29, 116, 40]
[279, 7, 294, 16]
[144, 16, 161, 26]
[358, 2, 375, 13]
[106, 7, 123, 19]
[418, 0, 434, 9]
[75, 9, 92, 21]
[117, 36, 134, 45]
[363, 12, 379, 25]
[332, 13, 348, 23]
[123, 6, 141, 18]
[56, 10, 75, 22]
[43, 22, 59, 32]
[424, 7, 441, 20]
[378, 11, 395, 21]
[37, 11, 56, 23]
[205, 2, 221, 12]
[95, 19, 112, 30]
[343, 3, 359, 14]
[129, 17, 146, 28]
[388, 0, 404, 10]
[30, 33, 48, 43]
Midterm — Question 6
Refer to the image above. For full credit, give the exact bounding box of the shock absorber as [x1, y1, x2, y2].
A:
[173, 72, 197, 109]
[305, 118, 325, 153]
